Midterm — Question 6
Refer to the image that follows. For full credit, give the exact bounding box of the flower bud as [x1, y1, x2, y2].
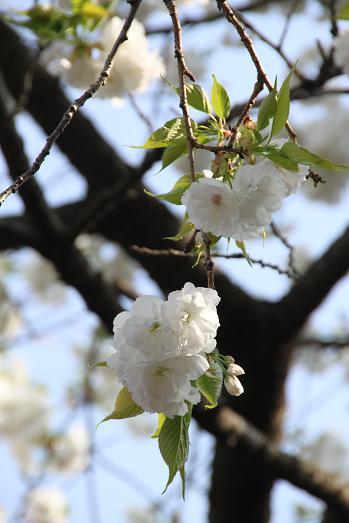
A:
[224, 375, 244, 396]
[227, 363, 245, 377]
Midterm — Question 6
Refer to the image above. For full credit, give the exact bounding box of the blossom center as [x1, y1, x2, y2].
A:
[211, 193, 223, 208]
[149, 321, 161, 334]
[152, 366, 168, 379]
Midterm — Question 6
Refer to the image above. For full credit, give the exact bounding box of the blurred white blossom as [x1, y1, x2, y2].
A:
[299, 110, 349, 202]
[50, 423, 90, 474]
[0, 353, 49, 470]
[40, 16, 164, 103]
[334, 29, 349, 75]
[302, 432, 349, 478]
[25, 487, 68, 523]
[23, 254, 65, 303]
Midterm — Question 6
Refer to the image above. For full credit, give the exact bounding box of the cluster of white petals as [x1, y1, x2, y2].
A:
[50, 423, 90, 474]
[108, 283, 220, 417]
[182, 159, 306, 240]
[40, 17, 164, 103]
[334, 29, 349, 75]
[25, 487, 68, 523]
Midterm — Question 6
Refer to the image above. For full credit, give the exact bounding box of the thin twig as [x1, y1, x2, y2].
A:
[228, 74, 264, 147]
[163, 0, 196, 181]
[130, 245, 297, 280]
[0, 0, 142, 207]
[270, 221, 300, 279]
[237, 9, 306, 82]
[216, 0, 297, 141]
[128, 92, 153, 133]
[278, 0, 300, 49]
[202, 232, 215, 289]
[298, 337, 349, 349]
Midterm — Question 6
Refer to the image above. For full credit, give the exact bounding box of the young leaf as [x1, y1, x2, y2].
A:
[257, 89, 277, 131]
[281, 142, 349, 172]
[177, 84, 212, 113]
[165, 220, 195, 241]
[144, 175, 192, 205]
[88, 360, 107, 368]
[259, 147, 299, 171]
[139, 118, 185, 148]
[99, 387, 144, 423]
[236, 240, 253, 267]
[196, 361, 223, 409]
[271, 70, 292, 137]
[211, 74, 231, 119]
[151, 413, 166, 439]
[161, 137, 187, 170]
[78, 2, 108, 18]
[158, 406, 192, 496]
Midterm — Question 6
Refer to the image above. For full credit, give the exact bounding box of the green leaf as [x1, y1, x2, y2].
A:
[144, 175, 192, 205]
[257, 89, 277, 131]
[176, 84, 212, 113]
[165, 220, 195, 241]
[211, 74, 231, 119]
[88, 360, 107, 368]
[158, 406, 192, 496]
[13, 6, 72, 40]
[281, 142, 349, 172]
[196, 361, 223, 409]
[139, 118, 186, 149]
[271, 70, 293, 137]
[161, 137, 187, 170]
[78, 2, 107, 18]
[337, 4, 349, 19]
[236, 240, 253, 267]
[99, 387, 144, 423]
[151, 413, 166, 438]
[259, 147, 299, 171]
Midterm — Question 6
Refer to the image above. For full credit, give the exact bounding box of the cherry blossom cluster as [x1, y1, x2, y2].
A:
[108, 283, 243, 417]
[40, 16, 164, 103]
[182, 158, 307, 240]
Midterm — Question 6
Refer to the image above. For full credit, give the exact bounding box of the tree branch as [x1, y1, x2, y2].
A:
[217, 407, 349, 516]
[0, 0, 142, 206]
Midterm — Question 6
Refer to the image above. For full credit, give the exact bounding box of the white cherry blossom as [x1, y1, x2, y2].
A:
[166, 282, 220, 354]
[233, 160, 289, 239]
[108, 283, 221, 417]
[182, 177, 240, 238]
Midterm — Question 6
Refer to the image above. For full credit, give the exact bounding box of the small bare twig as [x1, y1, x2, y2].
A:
[328, 0, 339, 39]
[270, 221, 300, 279]
[184, 228, 199, 253]
[216, 0, 297, 141]
[278, 0, 300, 49]
[130, 245, 298, 280]
[202, 232, 215, 289]
[163, 0, 196, 181]
[228, 74, 264, 147]
[128, 92, 153, 133]
[298, 337, 349, 349]
[306, 169, 327, 187]
[0, 0, 142, 207]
